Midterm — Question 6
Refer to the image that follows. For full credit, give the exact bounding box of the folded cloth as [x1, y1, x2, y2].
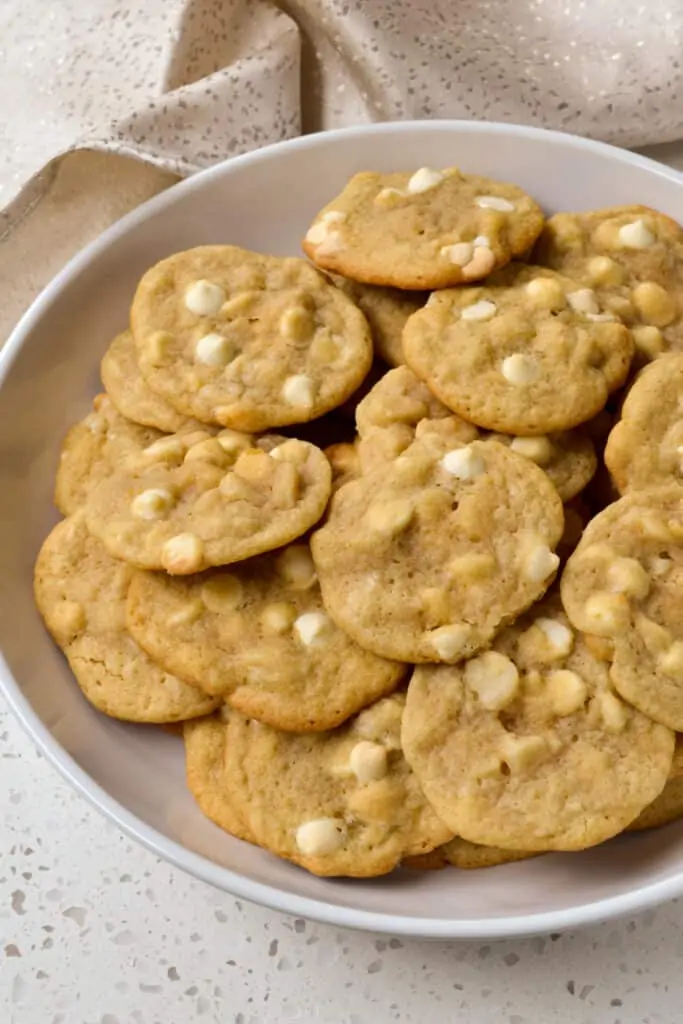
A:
[2, 0, 683, 340]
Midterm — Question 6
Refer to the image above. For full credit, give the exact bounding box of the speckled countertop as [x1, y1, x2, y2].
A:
[4, 660, 683, 1022]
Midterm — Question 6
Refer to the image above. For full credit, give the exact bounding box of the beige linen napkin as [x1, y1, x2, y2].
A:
[3, 0, 683, 342]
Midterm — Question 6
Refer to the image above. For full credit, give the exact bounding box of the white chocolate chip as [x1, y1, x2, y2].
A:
[260, 602, 297, 635]
[295, 818, 347, 856]
[510, 436, 554, 466]
[546, 670, 587, 716]
[632, 325, 664, 359]
[583, 592, 630, 636]
[440, 446, 485, 480]
[464, 651, 520, 710]
[607, 557, 650, 600]
[279, 306, 315, 342]
[349, 741, 388, 784]
[585, 312, 618, 322]
[500, 733, 548, 772]
[567, 289, 600, 315]
[632, 281, 677, 327]
[406, 167, 444, 194]
[523, 544, 560, 583]
[293, 611, 331, 646]
[305, 221, 329, 245]
[195, 333, 234, 367]
[535, 618, 574, 657]
[375, 187, 405, 204]
[365, 498, 413, 537]
[314, 231, 342, 255]
[426, 623, 473, 661]
[473, 235, 491, 248]
[587, 255, 623, 286]
[501, 353, 540, 385]
[275, 545, 317, 590]
[525, 277, 566, 309]
[461, 299, 497, 322]
[594, 691, 628, 733]
[131, 487, 175, 521]
[201, 574, 243, 613]
[618, 219, 655, 249]
[161, 533, 204, 574]
[322, 210, 347, 224]
[142, 436, 186, 461]
[658, 641, 683, 679]
[463, 246, 496, 278]
[184, 279, 226, 316]
[281, 374, 315, 409]
[475, 194, 515, 212]
[440, 242, 473, 266]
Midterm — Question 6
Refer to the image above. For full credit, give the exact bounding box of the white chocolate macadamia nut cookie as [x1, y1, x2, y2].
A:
[536, 205, 683, 361]
[311, 435, 564, 664]
[328, 274, 427, 367]
[303, 168, 544, 290]
[205, 694, 452, 877]
[561, 486, 683, 730]
[403, 265, 634, 435]
[84, 432, 332, 573]
[33, 513, 219, 723]
[54, 394, 164, 515]
[101, 330, 192, 433]
[604, 353, 683, 495]
[405, 837, 538, 871]
[131, 246, 372, 431]
[402, 597, 674, 850]
[126, 542, 406, 733]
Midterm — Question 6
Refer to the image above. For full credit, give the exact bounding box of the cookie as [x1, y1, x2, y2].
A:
[100, 330, 192, 433]
[303, 167, 544, 290]
[54, 394, 164, 515]
[405, 838, 538, 871]
[402, 596, 674, 850]
[126, 541, 406, 732]
[561, 486, 683, 730]
[357, 366, 595, 500]
[488, 431, 597, 503]
[210, 694, 452, 877]
[628, 738, 683, 832]
[403, 265, 634, 435]
[33, 513, 219, 723]
[535, 205, 683, 360]
[311, 434, 564, 664]
[328, 274, 427, 366]
[131, 246, 373, 431]
[184, 711, 254, 843]
[85, 434, 332, 574]
[604, 353, 683, 494]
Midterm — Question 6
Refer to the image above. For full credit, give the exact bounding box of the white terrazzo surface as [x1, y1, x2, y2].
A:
[5, 140, 683, 1024]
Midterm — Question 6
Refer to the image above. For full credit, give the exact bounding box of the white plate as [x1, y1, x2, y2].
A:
[2, 121, 683, 940]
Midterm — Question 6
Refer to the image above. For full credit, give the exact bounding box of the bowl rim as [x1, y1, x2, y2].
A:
[4, 118, 683, 940]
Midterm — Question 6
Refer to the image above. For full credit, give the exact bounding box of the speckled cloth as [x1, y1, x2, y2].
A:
[2, 0, 683, 339]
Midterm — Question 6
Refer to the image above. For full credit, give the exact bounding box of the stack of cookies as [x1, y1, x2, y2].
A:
[34, 164, 683, 877]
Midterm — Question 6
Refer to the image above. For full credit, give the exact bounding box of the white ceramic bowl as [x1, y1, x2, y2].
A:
[3, 121, 683, 940]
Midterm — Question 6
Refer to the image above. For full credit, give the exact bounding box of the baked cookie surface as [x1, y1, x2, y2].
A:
[536, 205, 683, 361]
[328, 274, 427, 366]
[402, 597, 674, 850]
[311, 435, 564, 663]
[561, 486, 683, 731]
[101, 329, 192, 433]
[85, 434, 332, 574]
[403, 265, 633, 434]
[131, 246, 373, 431]
[127, 541, 405, 732]
[214, 694, 452, 877]
[54, 394, 164, 515]
[33, 514, 219, 722]
[604, 353, 683, 494]
[303, 167, 544, 290]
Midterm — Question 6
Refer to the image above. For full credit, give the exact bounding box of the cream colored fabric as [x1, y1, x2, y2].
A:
[3, 0, 683, 341]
